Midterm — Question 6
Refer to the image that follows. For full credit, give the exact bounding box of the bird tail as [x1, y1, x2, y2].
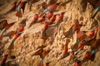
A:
[16, 11, 22, 17]
[0, 34, 3, 40]
[39, 13, 44, 17]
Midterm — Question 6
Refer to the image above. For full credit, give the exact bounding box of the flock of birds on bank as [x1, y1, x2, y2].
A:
[0, 0, 100, 66]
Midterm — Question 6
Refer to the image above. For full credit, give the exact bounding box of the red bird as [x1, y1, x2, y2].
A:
[46, 11, 53, 19]
[40, 3, 60, 17]
[69, 50, 75, 61]
[41, 22, 49, 40]
[16, 1, 27, 17]
[30, 14, 38, 27]
[76, 39, 85, 51]
[32, 48, 50, 66]
[45, 62, 50, 66]
[16, 24, 24, 33]
[89, 50, 97, 61]
[74, 60, 81, 66]
[48, 14, 57, 25]
[56, 12, 65, 23]
[38, 16, 46, 23]
[64, 22, 83, 39]
[81, 37, 100, 50]
[0, 22, 16, 40]
[0, 54, 8, 66]
[60, 39, 70, 60]
[85, 26, 98, 40]
[42, 21, 49, 32]
[82, 51, 91, 62]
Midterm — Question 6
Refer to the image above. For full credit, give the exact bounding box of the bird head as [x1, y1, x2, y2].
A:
[54, 14, 57, 16]
[14, 1, 17, 4]
[96, 25, 99, 27]
[47, 49, 50, 52]
[80, 39, 86, 44]
[75, 60, 81, 64]
[4, 54, 8, 57]
[56, 3, 60, 5]
[82, 31, 87, 33]
[86, 51, 90, 54]
[71, 50, 74, 53]
[91, 29, 95, 32]
[92, 50, 96, 54]
[43, 16, 45, 18]
[61, 12, 65, 14]
[45, 21, 48, 23]
[46, 62, 50, 65]
[35, 13, 38, 15]
[50, 11, 53, 13]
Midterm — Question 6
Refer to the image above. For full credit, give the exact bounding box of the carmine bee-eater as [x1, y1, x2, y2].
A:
[38, 16, 46, 23]
[0, 54, 8, 66]
[81, 37, 100, 50]
[8, 32, 22, 49]
[92, 0, 100, 18]
[32, 48, 50, 66]
[72, 31, 87, 51]
[85, 26, 98, 40]
[46, 11, 53, 19]
[74, 60, 81, 66]
[59, 39, 70, 60]
[82, 51, 91, 62]
[89, 50, 97, 61]
[48, 14, 57, 25]
[16, 1, 27, 17]
[30, 14, 38, 27]
[40, 3, 60, 17]
[56, 12, 65, 23]
[69, 50, 75, 62]
[75, 39, 85, 55]
[0, 22, 16, 40]
[64, 23, 83, 39]
[45, 62, 50, 66]
[42, 21, 49, 32]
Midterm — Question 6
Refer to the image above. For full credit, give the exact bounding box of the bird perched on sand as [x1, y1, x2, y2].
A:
[16, 1, 27, 17]
[0, 22, 16, 40]
[85, 26, 98, 40]
[82, 51, 91, 62]
[38, 16, 46, 23]
[0, 54, 8, 66]
[72, 31, 87, 51]
[48, 14, 57, 25]
[64, 22, 83, 40]
[89, 50, 97, 61]
[55, 12, 65, 32]
[46, 11, 54, 19]
[59, 39, 70, 60]
[32, 48, 50, 66]
[92, 0, 100, 18]
[45, 62, 50, 66]
[74, 60, 81, 66]
[30, 14, 38, 27]
[40, 2, 60, 17]
[81, 37, 100, 50]
[8, 32, 22, 49]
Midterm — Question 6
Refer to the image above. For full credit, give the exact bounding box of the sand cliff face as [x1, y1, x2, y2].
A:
[0, 0, 100, 66]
